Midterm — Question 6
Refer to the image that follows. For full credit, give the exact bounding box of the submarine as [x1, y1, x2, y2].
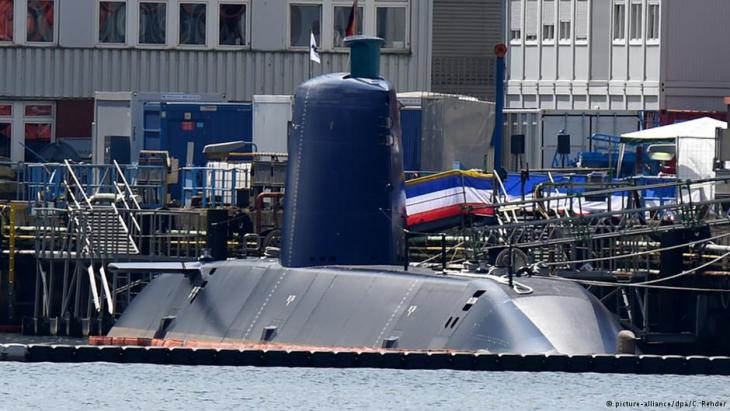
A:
[108, 37, 621, 354]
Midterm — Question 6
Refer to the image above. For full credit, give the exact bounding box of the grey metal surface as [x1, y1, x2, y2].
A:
[661, 0, 730, 111]
[431, 0, 502, 100]
[110, 259, 621, 354]
[419, 95, 496, 171]
[0, 48, 429, 102]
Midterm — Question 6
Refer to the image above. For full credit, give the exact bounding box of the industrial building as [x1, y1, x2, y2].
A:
[0, 0, 503, 165]
[506, 0, 730, 112]
[503, 0, 730, 168]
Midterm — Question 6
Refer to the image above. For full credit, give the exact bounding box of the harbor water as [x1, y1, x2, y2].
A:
[1, 362, 728, 410]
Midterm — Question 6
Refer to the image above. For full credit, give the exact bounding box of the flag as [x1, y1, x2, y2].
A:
[310, 31, 320, 64]
[345, 0, 359, 37]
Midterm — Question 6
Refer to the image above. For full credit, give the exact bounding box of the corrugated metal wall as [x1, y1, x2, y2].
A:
[661, 0, 730, 111]
[431, 0, 502, 101]
[0, 48, 429, 100]
[0, 0, 433, 101]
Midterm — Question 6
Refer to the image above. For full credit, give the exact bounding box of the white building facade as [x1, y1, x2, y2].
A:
[505, 0, 730, 113]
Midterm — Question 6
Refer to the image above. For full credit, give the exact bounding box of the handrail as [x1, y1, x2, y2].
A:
[114, 160, 142, 210]
[468, 174, 730, 214]
[64, 160, 93, 210]
[109, 203, 140, 255]
[109, 175, 142, 232]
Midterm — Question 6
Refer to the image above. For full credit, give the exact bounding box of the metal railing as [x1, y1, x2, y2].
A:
[180, 163, 251, 208]
[16, 162, 167, 209]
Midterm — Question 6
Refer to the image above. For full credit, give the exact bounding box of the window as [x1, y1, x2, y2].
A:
[0, 104, 10, 159]
[543, 25, 554, 42]
[558, 0, 570, 43]
[613, 2, 625, 42]
[180, 3, 206, 45]
[376, 6, 406, 48]
[139, 2, 166, 45]
[524, 0, 537, 42]
[334, 5, 363, 47]
[575, 0, 588, 42]
[99, 1, 127, 44]
[509, 0, 520, 41]
[542, 0, 554, 43]
[559, 21, 570, 42]
[25, 104, 52, 116]
[630, 2, 642, 41]
[24, 103, 54, 162]
[0, 0, 12, 42]
[290, 4, 320, 48]
[647, 3, 659, 41]
[27, 0, 54, 43]
[219, 3, 246, 46]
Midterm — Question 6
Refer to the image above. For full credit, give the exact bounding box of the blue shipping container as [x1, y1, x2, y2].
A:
[144, 102, 253, 167]
[143, 101, 252, 201]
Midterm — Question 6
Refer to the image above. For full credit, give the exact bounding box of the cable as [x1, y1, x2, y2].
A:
[540, 229, 730, 267]
[542, 248, 730, 292]
[413, 242, 464, 266]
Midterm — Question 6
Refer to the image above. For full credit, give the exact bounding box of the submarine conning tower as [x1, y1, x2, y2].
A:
[281, 36, 405, 268]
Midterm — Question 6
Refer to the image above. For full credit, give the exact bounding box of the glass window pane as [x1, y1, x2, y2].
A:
[334, 6, 362, 47]
[560, 21, 571, 41]
[647, 4, 659, 40]
[0, 104, 11, 116]
[219, 4, 246, 46]
[140, 2, 166, 44]
[25, 123, 52, 162]
[99, 1, 126, 43]
[613, 3, 625, 40]
[543, 25, 554, 41]
[180, 3, 206, 45]
[0, 123, 10, 158]
[0, 0, 13, 42]
[290, 4, 320, 47]
[376, 7, 406, 48]
[630, 3, 641, 40]
[25, 104, 52, 117]
[27, 0, 54, 42]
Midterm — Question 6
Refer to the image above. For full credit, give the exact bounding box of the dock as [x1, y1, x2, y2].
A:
[1, 343, 729, 375]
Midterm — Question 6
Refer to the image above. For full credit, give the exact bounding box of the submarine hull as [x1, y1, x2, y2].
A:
[109, 259, 620, 354]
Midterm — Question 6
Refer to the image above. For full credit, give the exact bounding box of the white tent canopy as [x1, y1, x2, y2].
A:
[620, 117, 726, 141]
[620, 117, 726, 201]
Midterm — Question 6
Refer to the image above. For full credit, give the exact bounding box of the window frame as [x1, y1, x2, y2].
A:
[523, 0, 537, 44]
[646, 1, 660, 44]
[177, 0, 209, 49]
[25, 0, 58, 46]
[542, 24, 555, 44]
[136, 0, 169, 48]
[508, 0, 521, 45]
[287, 1, 410, 52]
[558, 20, 571, 44]
[574, 0, 589, 44]
[557, 0, 571, 45]
[629, 1, 643, 44]
[0, 0, 14, 45]
[96, 0, 129, 47]
[612, 1, 626, 45]
[21, 101, 55, 163]
[216, 0, 250, 48]
[374, 2, 409, 51]
[541, 0, 555, 45]
[332, 2, 363, 50]
[0, 101, 11, 159]
[288, 1, 323, 50]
